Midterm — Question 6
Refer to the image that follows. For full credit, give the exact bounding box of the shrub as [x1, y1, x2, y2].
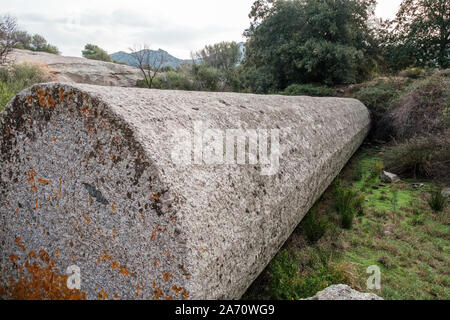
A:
[428, 189, 447, 213]
[152, 71, 194, 91]
[268, 248, 347, 300]
[399, 67, 426, 79]
[351, 162, 364, 182]
[268, 249, 301, 300]
[333, 179, 363, 229]
[353, 79, 407, 141]
[282, 84, 334, 97]
[302, 205, 330, 243]
[383, 136, 450, 184]
[369, 161, 384, 181]
[0, 63, 48, 111]
[388, 73, 450, 140]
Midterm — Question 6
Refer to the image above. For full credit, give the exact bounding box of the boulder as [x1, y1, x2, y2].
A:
[0, 83, 370, 299]
[380, 171, 400, 183]
[441, 188, 450, 198]
[306, 284, 383, 300]
[6, 49, 143, 87]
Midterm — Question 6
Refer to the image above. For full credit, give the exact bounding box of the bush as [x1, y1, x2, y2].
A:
[0, 63, 48, 111]
[383, 136, 450, 184]
[353, 79, 407, 141]
[268, 249, 301, 300]
[399, 67, 426, 79]
[369, 161, 384, 181]
[282, 84, 334, 97]
[152, 71, 194, 91]
[428, 189, 448, 213]
[268, 249, 347, 300]
[333, 180, 363, 229]
[302, 205, 330, 243]
[388, 73, 450, 141]
[351, 162, 364, 182]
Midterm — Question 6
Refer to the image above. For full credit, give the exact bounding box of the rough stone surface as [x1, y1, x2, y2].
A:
[380, 171, 400, 183]
[306, 284, 383, 300]
[0, 83, 370, 300]
[441, 187, 450, 198]
[7, 49, 143, 87]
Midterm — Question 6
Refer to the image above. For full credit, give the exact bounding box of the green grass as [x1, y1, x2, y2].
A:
[244, 147, 450, 300]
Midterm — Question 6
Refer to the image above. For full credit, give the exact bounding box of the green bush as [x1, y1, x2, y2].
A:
[302, 205, 330, 243]
[152, 71, 194, 91]
[333, 179, 363, 229]
[383, 136, 450, 184]
[428, 189, 447, 213]
[0, 63, 48, 111]
[268, 250, 301, 300]
[268, 249, 347, 300]
[399, 67, 426, 79]
[282, 84, 334, 97]
[369, 161, 384, 181]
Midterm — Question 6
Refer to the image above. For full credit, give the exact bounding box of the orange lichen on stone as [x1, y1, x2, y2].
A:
[37, 178, 52, 185]
[171, 285, 182, 295]
[14, 237, 26, 251]
[1, 248, 86, 300]
[150, 225, 166, 241]
[59, 88, 65, 103]
[9, 254, 19, 264]
[98, 288, 109, 300]
[102, 251, 112, 261]
[36, 87, 56, 108]
[5, 125, 10, 137]
[114, 293, 119, 299]
[182, 288, 189, 299]
[154, 287, 163, 300]
[119, 266, 130, 277]
[83, 216, 91, 224]
[27, 169, 37, 192]
[27, 96, 32, 105]
[163, 272, 174, 282]
[110, 205, 116, 211]
[111, 261, 119, 270]
[153, 259, 160, 268]
[136, 282, 140, 297]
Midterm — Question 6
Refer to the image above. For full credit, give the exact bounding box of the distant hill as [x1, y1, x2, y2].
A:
[110, 49, 194, 69]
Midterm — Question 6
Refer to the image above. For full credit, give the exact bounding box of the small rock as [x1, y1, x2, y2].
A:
[380, 171, 400, 183]
[412, 183, 424, 189]
[441, 188, 450, 198]
[337, 89, 345, 94]
[384, 230, 392, 236]
[305, 284, 383, 300]
[365, 199, 370, 202]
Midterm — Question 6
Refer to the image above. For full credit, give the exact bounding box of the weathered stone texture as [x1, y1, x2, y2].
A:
[7, 49, 143, 87]
[306, 284, 383, 300]
[0, 83, 370, 299]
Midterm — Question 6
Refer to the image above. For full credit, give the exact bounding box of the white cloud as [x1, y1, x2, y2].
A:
[0, 0, 404, 59]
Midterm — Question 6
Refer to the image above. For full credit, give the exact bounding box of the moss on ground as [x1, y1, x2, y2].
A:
[243, 146, 449, 300]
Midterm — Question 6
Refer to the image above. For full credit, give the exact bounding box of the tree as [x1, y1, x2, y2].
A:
[130, 44, 166, 89]
[27, 34, 59, 54]
[195, 41, 241, 71]
[82, 44, 112, 62]
[242, 0, 378, 92]
[0, 14, 18, 64]
[383, 0, 449, 69]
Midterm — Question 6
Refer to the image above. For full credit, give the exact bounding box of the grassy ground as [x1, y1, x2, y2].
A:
[243, 145, 449, 300]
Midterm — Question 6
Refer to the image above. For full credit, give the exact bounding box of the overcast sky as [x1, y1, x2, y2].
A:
[1, 0, 403, 59]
